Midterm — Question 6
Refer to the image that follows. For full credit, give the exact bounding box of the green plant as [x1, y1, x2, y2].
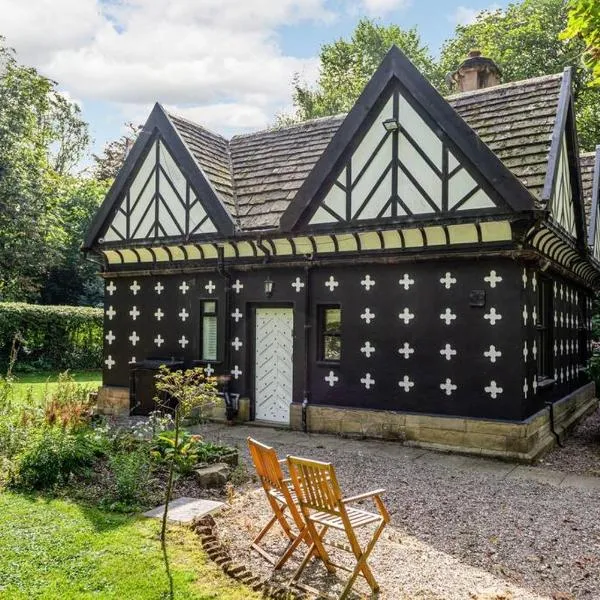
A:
[151, 430, 203, 476]
[42, 371, 95, 428]
[108, 448, 152, 507]
[0, 303, 102, 372]
[11, 427, 104, 490]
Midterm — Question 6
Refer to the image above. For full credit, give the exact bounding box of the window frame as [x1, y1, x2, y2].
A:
[317, 304, 342, 364]
[199, 299, 218, 362]
[535, 277, 554, 380]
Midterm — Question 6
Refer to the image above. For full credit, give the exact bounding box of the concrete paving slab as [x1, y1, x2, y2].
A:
[506, 466, 566, 487]
[143, 497, 225, 524]
[560, 474, 600, 491]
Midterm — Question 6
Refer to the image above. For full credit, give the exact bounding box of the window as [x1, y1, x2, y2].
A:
[201, 300, 217, 361]
[536, 278, 553, 379]
[318, 305, 341, 362]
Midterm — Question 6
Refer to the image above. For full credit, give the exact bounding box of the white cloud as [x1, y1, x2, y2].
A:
[0, 0, 331, 136]
[355, 0, 411, 16]
[450, 4, 501, 26]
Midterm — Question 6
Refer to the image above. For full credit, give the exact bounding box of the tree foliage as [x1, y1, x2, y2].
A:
[92, 123, 141, 181]
[285, 3, 600, 150]
[283, 19, 439, 123]
[562, 0, 600, 87]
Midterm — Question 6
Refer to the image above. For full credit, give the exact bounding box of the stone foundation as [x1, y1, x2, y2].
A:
[289, 383, 597, 463]
[95, 386, 130, 416]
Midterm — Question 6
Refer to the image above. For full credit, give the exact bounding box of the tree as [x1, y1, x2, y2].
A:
[562, 0, 600, 87]
[438, 0, 599, 150]
[92, 123, 141, 181]
[0, 39, 92, 302]
[282, 18, 440, 123]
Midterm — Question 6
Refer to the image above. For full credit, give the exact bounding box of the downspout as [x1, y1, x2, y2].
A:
[216, 246, 231, 376]
[545, 399, 564, 447]
[302, 262, 312, 433]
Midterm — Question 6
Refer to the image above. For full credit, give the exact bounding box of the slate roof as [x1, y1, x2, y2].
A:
[168, 71, 573, 231]
[580, 152, 596, 229]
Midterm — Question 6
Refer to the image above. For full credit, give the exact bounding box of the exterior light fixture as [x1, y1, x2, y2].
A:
[264, 276, 274, 297]
[382, 118, 400, 132]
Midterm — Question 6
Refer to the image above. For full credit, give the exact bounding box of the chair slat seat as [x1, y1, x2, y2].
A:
[270, 487, 298, 505]
[310, 507, 382, 530]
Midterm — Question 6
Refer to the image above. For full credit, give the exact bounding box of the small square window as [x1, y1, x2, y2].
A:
[319, 305, 341, 362]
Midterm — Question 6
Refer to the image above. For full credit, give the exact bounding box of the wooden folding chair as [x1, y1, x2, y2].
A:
[247, 437, 311, 569]
[286, 455, 390, 600]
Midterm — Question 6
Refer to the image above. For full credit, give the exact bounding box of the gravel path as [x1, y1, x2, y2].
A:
[198, 424, 600, 600]
[537, 409, 600, 476]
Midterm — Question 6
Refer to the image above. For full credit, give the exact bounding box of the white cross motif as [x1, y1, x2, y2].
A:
[106, 281, 117, 295]
[129, 331, 139, 346]
[178, 335, 189, 348]
[440, 344, 457, 361]
[440, 378, 457, 396]
[324, 371, 339, 387]
[231, 337, 243, 351]
[484, 380, 503, 399]
[560, 285, 564, 300]
[554, 311, 558, 326]
[554, 282, 558, 298]
[360, 373, 375, 390]
[398, 274, 415, 290]
[105, 330, 115, 345]
[533, 377, 538, 393]
[360, 341, 375, 358]
[104, 355, 115, 370]
[179, 281, 190, 294]
[291, 277, 305, 292]
[231, 308, 243, 322]
[560, 340, 564, 355]
[205, 280, 216, 294]
[484, 270, 502, 288]
[154, 308, 164, 321]
[106, 305, 116, 320]
[130, 357, 136, 364]
[129, 306, 140, 320]
[439, 308, 456, 325]
[523, 378, 529, 398]
[232, 279, 244, 294]
[484, 308, 502, 325]
[522, 269, 528, 289]
[154, 282, 164, 295]
[154, 334, 164, 347]
[398, 343, 415, 359]
[531, 273, 537, 292]
[399, 308, 415, 324]
[560, 368, 564, 383]
[484, 345, 502, 363]
[440, 272, 457, 289]
[361, 308, 375, 324]
[532, 305, 537, 325]
[231, 365, 243, 379]
[205, 364, 215, 376]
[523, 305, 528, 325]
[130, 280, 141, 295]
[532, 340, 537, 359]
[523, 342, 529, 361]
[560, 312, 564, 327]
[398, 375, 415, 392]
[179, 308, 189, 322]
[361, 275, 375, 291]
[325, 276, 339, 292]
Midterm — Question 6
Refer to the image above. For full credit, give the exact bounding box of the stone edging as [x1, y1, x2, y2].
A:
[190, 515, 307, 600]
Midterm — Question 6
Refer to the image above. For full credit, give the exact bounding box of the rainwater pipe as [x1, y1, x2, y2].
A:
[545, 399, 564, 447]
[302, 262, 313, 433]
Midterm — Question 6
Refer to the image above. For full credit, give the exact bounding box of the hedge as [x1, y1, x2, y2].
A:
[0, 303, 103, 372]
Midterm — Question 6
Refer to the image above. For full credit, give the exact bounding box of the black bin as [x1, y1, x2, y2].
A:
[129, 358, 184, 416]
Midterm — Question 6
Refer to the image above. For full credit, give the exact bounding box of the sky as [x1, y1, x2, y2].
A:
[0, 0, 508, 168]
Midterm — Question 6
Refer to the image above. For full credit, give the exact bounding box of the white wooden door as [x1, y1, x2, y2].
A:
[254, 308, 294, 423]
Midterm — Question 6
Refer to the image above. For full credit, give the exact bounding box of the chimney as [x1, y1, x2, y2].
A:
[451, 50, 501, 92]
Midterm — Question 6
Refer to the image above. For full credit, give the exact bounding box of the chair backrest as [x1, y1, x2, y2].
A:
[287, 455, 344, 516]
[248, 437, 285, 493]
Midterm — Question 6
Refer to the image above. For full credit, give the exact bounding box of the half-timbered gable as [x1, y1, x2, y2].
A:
[87, 46, 600, 462]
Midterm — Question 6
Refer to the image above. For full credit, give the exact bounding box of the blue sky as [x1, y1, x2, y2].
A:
[1, 0, 508, 170]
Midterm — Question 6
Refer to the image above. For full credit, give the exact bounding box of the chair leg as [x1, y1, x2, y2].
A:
[251, 502, 296, 564]
[290, 523, 333, 588]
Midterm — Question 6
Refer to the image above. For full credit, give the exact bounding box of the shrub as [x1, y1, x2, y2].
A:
[43, 371, 95, 428]
[11, 427, 104, 490]
[109, 448, 152, 506]
[151, 430, 204, 476]
[0, 303, 102, 372]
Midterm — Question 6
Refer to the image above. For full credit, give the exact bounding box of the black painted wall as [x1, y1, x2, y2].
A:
[102, 256, 591, 421]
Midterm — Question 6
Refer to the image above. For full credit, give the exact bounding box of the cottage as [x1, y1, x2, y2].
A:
[84, 47, 600, 461]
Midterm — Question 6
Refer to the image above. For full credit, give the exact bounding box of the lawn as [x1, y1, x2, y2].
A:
[0, 492, 259, 600]
[9, 370, 102, 405]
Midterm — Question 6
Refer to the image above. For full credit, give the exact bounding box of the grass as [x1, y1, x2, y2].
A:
[0, 492, 259, 600]
[9, 370, 102, 405]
